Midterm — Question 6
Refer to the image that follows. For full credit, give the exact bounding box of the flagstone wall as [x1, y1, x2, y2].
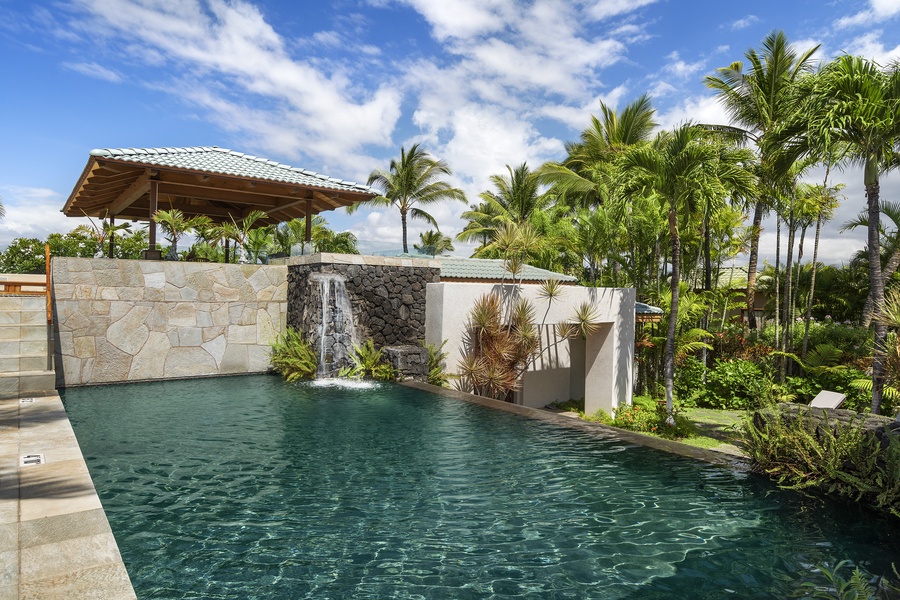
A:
[51, 258, 287, 386]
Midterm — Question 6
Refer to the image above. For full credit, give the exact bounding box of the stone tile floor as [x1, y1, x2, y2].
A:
[0, 394, 136, 599]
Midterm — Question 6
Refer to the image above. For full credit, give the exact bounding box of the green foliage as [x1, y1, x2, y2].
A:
[695, 358, 773, 411]
[424, 340, 451, 387]
[674, 355, 705, 406]
[610, 396, 697, 439]
[0, 238, 48, 273]
[270, 328, 317, 382]
[802, 560, 900, 599]
[744, 407, 900, 519]
[344, 339, 395, 382]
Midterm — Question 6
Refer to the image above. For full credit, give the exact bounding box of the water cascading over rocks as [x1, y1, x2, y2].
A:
[308, 273, 358, 377]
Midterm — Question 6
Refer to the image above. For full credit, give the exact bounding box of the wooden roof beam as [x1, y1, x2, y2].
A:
[108, 169, 153, 216]
[312, 191, 341, 209]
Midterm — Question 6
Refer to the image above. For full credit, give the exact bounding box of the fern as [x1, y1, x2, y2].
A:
[345, 339, 396, 382]
[270, 328, 317, 382]
[424, 340, 451, 387]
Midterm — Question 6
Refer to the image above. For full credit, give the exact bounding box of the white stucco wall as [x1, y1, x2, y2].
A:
[425, 283, 634, 414]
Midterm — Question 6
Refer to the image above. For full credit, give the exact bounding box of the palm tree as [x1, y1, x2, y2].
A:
[415, 230, 454, 256]
[0, 193, 5, 221]
[806, 55, 900, 414]
[540, 95, 658, 292]
[218, 210, 268, 264]
[350, 144, 466, 253]
[842, 199, 900, 327]
[622, 124, 755, 421]
[152, 209, 212, 260]
[705, 30, 820, 333]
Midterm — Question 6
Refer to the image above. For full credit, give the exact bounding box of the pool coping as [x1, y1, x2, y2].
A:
[402, 382, 751, 470]
[0, 393, 136, 599]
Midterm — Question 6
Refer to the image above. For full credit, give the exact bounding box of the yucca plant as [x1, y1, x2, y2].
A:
[270, 328, 317, 382]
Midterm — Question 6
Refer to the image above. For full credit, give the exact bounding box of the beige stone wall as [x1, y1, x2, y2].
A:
[51, 258, 287, 386]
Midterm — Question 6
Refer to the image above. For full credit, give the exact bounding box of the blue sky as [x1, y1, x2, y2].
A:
[1, 0, 899, 262]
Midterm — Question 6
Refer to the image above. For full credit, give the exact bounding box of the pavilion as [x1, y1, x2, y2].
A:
[62, 146, 376, 257]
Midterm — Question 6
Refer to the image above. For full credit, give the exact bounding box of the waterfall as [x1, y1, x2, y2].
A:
[310, 273, 357, 377]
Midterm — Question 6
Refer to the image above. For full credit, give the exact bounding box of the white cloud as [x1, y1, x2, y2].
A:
[66, 0, 402, 175]
[0, 186, 91, 249]
[664, 51, 706, 79]
[837, 0, 900, 28]
[729, 15, 759, 30]
[844, 30, 900, 64]
[62, 61, 122, 82]
[399, 0, 510, 41]
[586, 0, 658, 21]
[656, 94, 729, 131]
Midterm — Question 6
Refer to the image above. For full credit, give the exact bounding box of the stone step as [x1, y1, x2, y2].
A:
[0, 295, 47, 312]
[0, 370, 56, 399]
[0, 308, 47, 326]
[0, 321, 49, 342]
[0, 339, 49, 360]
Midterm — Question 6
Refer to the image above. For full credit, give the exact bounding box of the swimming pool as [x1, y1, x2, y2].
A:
[63, 375, 900, 598]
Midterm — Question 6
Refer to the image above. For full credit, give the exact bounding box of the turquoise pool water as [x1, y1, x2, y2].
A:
[63, 375, 899, 599]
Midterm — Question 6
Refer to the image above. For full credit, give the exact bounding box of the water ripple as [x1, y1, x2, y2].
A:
[62, 376, 900, 599]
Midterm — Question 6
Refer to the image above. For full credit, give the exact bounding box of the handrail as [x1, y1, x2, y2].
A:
[0, 243, 53, 323]
[46, 243, 52, 323]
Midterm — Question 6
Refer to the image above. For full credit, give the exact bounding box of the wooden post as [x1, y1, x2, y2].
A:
[305, 200, 312, 244]
[108, 216, 115, 258]
[148, 180, 159, 250]
[45, 243, 51, 323]
[224, 239, 230, 263]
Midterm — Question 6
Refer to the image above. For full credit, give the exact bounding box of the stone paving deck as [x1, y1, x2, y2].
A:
[0, 393, 135, 599]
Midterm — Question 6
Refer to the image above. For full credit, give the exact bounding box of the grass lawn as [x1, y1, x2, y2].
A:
[549, 401, 748, 457]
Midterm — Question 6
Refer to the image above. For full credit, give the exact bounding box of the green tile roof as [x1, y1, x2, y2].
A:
[435, 257, 578, 282]
[89, 146, 374, 194]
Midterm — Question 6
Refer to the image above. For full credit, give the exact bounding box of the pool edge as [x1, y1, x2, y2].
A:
[401, 381, 751, 470]
[1, 393, 137, 600]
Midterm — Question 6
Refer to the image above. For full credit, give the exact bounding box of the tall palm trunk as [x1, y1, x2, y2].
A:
[400, 209, 409, 254]
[664, 208, 680, 421]
[867, 179, 887, 414]
[802, 214, 822, 357]
[746, 202, 765, 332]
[782, 207, 796, 358]
[861, 247, 900, 327]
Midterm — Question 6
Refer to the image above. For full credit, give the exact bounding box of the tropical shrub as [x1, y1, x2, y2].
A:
[744, 407, 900, 519]
[343, 339, 395, 382]
[608, 396, 696, 439]
[270, 328, 317, 382]
[695, 358, 772, 410]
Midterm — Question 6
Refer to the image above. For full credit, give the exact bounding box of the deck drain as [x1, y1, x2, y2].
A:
[19, 398, 35, 404]
[20, 454, 45, 466]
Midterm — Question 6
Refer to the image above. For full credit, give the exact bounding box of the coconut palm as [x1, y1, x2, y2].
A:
[842, 199, 900, 327]
[218, 210, 268, 264]
[540, 95, 658, 291]
[705, 31, 820, 332]
[351, 144, 466, 253]
[415, 230, 454, 256]
[622, 124, 755, 421]
[806, 55, 900, 414]
[152, 209, 212, 260]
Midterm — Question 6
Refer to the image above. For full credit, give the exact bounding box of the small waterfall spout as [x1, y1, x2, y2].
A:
[311, 273, 357, 377]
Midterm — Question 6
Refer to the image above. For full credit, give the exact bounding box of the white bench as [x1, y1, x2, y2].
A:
[809, 390, 846, 409]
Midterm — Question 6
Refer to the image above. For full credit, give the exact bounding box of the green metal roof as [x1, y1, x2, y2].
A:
[88, 146, 374, 194]
[435, 257, 577, 282]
